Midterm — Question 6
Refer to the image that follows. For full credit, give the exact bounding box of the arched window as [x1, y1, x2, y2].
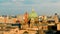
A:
[23, 31, 28, 34]
[16, 20, 20, 23]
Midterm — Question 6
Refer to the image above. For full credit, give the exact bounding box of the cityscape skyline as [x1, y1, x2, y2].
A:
[0, 0, 60, 16]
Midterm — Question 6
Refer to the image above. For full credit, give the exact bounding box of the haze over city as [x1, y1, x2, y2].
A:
[0, 0, 60, 16]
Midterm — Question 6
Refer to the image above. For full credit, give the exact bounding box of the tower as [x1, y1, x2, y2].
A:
[23, 12, 29, 23]
[54, 13, 59, 24]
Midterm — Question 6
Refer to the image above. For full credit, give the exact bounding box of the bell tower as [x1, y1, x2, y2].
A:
[54, 13, 59, 24]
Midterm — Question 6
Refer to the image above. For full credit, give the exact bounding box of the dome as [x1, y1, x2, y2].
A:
[29, 9, 38, 18]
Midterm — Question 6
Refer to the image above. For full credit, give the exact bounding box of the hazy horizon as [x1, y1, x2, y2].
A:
[0, 0, 60, 16]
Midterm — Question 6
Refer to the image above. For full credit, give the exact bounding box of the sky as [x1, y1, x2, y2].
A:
[0, 0, 60, 16]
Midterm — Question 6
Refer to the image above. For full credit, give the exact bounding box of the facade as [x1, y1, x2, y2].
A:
[0, 16, 17, 23]
[0, 16, 5, 23]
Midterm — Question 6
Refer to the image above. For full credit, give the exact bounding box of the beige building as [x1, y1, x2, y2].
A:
[6, 18, 17, 23]
[0, 16, 17, 23]
[0, 16, 5, 23]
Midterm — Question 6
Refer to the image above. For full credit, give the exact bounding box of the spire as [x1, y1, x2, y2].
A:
[32, 8, 35, 12]
[25, 11, 28, 14]
[24, 11, 28, 17]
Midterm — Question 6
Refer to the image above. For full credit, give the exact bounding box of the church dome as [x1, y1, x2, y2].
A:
[29, 9, 38, 18]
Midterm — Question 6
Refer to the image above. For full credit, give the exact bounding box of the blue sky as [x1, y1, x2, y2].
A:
[0, 0, 60, 16]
